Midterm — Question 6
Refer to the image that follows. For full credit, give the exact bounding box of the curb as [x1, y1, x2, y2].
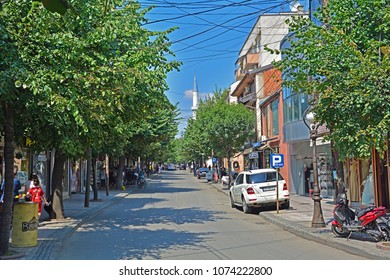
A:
[377, 242, 390, 251]
[0, 251, 25, 260]
[259, 212, 390, 260]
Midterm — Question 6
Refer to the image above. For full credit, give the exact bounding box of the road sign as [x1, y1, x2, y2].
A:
[252, 142, 261, 148]
[270, 154, 284, 169]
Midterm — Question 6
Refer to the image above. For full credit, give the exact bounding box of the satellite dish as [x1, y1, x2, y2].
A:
[290, 0, 300, 12]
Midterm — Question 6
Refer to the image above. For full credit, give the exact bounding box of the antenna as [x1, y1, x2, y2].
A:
[290, 0, 300, 12]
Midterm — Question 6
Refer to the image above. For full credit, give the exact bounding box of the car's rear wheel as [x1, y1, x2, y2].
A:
[281, 200, 290, 210]
[242, 197, 252, 214]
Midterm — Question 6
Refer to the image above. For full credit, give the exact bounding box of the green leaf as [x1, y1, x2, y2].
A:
[14, 80, 22, 88]
[42, 0, 68, 15]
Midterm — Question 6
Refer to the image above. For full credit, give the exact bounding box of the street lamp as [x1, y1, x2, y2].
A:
[303, 108, 326, 228]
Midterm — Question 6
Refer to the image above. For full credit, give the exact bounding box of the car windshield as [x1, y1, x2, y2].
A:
[248, 172, 283, 184]
[199, 168, 209, 172]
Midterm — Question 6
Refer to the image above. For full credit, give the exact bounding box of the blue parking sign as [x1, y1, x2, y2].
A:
[270, 154, 284, 168]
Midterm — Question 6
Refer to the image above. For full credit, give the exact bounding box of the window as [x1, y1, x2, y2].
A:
[249, 172, 284, 184]
[263, 97, 280, 137]
[283, 95, 291, 123]
[283, 91, 309, 124]
[245, 174, 250, 184]
[271, 99, 279, 135]
[292, 93, 300, 121]
[281, 31, 310, 125]
[236, 174, 244, 185]
[266, 104, 272, 137]
[249, 82, 255, 94]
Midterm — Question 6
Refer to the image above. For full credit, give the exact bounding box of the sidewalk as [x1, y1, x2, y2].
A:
[211, 181, 390, 260]
[4, 188, 133, 260]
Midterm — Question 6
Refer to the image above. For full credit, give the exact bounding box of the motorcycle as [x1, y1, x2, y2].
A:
[330, 193, 390, 242]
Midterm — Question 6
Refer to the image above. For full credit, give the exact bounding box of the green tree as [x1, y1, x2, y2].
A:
[183, 89, 255, 181]
[0, 0, 179, 256]
[272, 0, 389, 160]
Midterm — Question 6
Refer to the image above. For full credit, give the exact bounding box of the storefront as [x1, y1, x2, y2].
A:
[286, 138, 334, 197]
[345, 136, 390, 209]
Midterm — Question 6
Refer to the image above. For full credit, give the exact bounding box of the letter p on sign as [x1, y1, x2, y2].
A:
[270, 154, 284, 169]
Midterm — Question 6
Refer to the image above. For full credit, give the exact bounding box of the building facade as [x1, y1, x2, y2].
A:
[229, 12, 303, 185]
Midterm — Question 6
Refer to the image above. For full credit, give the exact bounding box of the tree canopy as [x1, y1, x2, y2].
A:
[272, 0, 389, 160]
[182, 89, 255, 166]
[0, 0, 180, 255]
[2, 0, 180, 159]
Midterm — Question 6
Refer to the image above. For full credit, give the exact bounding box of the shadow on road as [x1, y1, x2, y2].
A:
[60, 205, 225, 259]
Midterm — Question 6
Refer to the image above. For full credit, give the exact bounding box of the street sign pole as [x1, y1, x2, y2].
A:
[270, 154, 284, 214]
[276, 168, 279, 214]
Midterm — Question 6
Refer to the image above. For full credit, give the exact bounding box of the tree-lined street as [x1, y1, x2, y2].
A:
[0, 0, 388, 261]
[57, 170, 366, 260]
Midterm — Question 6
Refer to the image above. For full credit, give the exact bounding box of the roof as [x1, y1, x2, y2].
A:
[239, 168, 278, 174]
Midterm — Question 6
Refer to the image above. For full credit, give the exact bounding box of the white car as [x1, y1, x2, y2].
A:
[229, 169, 290, 213]
[221, 171, 238, 186]
[167, 163, 176, 170]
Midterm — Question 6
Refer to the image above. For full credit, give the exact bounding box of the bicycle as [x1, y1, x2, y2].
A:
[137, 177, 147, 189]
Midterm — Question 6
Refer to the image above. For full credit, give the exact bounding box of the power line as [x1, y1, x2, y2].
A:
[141, 0, 295, 64]
[137, 1, 308, 132]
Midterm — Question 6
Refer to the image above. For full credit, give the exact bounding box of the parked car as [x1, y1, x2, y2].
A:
[167, 163, 176, 170]
[229, 168, 290, 213]
[221, 171, 238, 186]
[197, 167, 209, 179]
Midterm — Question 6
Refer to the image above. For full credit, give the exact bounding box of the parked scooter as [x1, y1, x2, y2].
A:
[330, 193, 390, 242]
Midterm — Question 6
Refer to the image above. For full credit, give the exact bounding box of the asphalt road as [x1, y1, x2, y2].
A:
[57, 170, 366, 260]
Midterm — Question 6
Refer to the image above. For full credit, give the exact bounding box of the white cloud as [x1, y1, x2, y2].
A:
[184, 89, 193, 99]
[184, 89, 212, 100]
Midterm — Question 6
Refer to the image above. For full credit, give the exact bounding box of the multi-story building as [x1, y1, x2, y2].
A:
[228, 11, 305, 186]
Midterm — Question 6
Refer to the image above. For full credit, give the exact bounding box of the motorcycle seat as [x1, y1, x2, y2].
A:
[355, 206, 375, 218]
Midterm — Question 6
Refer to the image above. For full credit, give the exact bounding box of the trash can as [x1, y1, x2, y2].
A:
[12, 202, 38, 247]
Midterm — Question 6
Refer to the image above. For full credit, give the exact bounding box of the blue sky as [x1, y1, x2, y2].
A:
[139, 0, 308, 135]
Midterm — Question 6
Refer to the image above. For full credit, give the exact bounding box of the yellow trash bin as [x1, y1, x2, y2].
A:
[12, 202, 38, 247]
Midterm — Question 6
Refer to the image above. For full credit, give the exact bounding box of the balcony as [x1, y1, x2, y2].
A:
[239, 92, 256, 104]
[235, 68, 247, 80]
[243, 52, 259, 70]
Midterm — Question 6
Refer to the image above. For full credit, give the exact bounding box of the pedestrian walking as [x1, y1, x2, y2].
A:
[100, 167, 107, 189]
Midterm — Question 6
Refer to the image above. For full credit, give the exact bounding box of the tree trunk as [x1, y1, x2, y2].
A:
[50, 152, 66, 219]
[105, 155, 109, 196]
[92, 157, 98, 201]
[0, 102, 14, 256]
[227, 151, 233, 185]
[116, 156, 125, 189]
[84, 148, 92, 207]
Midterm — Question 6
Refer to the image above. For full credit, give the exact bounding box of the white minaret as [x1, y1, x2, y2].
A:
[191, 73, 199, 119]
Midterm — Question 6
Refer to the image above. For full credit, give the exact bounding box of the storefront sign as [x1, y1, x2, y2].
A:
[249, 152, 259, 159]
